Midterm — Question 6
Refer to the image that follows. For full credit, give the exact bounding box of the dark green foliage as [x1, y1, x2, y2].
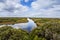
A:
[0, 18, 60, 40]
[0, 26, 29, 40]
[30, 22, 60, 40]
[0, 23, 60, 40]
[0, 18, 27, 24]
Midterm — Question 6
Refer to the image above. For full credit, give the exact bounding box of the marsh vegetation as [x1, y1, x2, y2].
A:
[0, 18, 60, 40]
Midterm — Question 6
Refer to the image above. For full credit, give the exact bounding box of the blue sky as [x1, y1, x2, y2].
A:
[20, 0, 36, 7]
[0, 0, 60, 17]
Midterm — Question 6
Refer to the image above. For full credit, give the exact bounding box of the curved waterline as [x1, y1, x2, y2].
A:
[0, 18, 37, 31]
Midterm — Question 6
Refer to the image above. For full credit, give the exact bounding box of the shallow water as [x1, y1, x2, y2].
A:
[0, 18, 37, 31]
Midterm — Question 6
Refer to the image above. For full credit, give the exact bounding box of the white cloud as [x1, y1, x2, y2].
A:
[31, 0, 54, 10]
[25, 0, 29, 2]
[0, 3, 6, 11]
[0, 0, 29, 17]
[31, 2, 40, 10]
[0, 0, 60, 17]
[30, 0, 60, 17]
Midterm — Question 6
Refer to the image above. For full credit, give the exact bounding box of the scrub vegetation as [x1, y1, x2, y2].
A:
[0, 18, 60, 40]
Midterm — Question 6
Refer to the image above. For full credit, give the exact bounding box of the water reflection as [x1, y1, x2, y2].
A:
[0, 18, 37, 31]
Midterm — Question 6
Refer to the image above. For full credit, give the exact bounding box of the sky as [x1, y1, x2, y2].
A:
[0, 0, 60, 17]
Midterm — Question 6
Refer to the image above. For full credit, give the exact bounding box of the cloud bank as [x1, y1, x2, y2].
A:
[0, 0, 60, 17]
